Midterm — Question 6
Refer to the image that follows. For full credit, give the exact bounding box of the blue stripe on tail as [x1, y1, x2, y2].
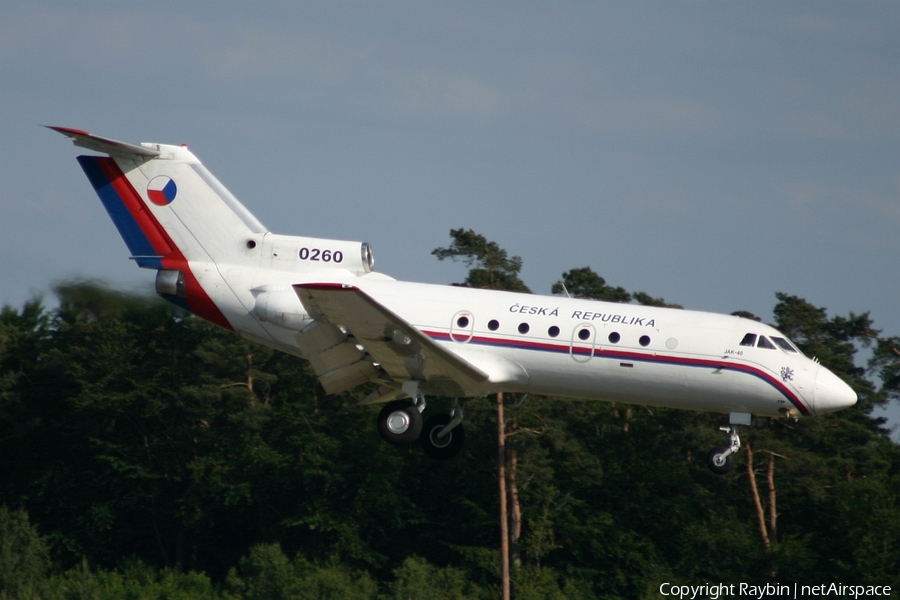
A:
[77, 156, 163, 269]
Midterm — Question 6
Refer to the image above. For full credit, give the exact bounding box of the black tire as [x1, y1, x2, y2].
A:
[421, 414, 465, 460]
[707, 446, 735, 475]
[377, 401, 423, 445]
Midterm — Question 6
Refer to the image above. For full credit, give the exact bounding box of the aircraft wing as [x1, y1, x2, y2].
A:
[293, 283, 489, 398]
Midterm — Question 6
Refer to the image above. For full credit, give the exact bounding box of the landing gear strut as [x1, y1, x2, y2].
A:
[421, 398, 466, 460]
[706, 412, 752, 475]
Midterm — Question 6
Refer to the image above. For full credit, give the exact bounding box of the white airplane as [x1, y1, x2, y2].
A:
[51, 127, 857, 473]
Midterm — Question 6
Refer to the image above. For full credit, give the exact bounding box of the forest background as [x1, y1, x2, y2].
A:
[1, 231, 898, 600]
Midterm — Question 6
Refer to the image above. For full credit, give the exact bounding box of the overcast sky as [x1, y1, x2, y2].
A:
[1, 2, 897, 431]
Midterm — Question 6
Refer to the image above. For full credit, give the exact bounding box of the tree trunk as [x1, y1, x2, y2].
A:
[767, 451, 778, 545]
[508, 429, 522, 570]
[746, 442, 771, 549]
[497, 392, 510, 600]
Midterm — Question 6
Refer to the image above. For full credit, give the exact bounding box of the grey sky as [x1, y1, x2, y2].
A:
[1, 2, 897, 430]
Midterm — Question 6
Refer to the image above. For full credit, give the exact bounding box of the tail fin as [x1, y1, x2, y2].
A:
[51, 126, 273, 330]
[50, 126, 267, 268]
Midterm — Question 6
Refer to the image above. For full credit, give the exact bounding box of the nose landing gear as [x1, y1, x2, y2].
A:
[706, 412, 752, 475]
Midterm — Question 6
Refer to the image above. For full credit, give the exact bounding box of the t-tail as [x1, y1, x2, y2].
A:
[51, 127, 376, 331]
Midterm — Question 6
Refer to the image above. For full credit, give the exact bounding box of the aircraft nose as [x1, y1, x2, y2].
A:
[813, 367, 857, 415]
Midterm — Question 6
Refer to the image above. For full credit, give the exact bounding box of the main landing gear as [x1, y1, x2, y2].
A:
[375, 381, 467, 460]
[377, 400, 423, 445]
[377, 381, 426, 445]
[421, 399, 466, 460]
[706, 412, 752, 475]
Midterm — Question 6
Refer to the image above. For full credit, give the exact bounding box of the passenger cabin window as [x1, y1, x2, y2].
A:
[757, 336, 776, 350]
[771, 336, 798, 353]
[740, 333, 757, 347]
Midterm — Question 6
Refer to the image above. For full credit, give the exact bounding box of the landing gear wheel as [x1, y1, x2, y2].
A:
[377, 401, 423, 445]
[707, 446, 735, 475]
[421, 414, 466, 460]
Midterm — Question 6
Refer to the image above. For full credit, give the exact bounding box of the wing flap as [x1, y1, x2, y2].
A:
[308, 342, 365, 375]
[293, 320, 381, 393]
[293, 283, 489, 397]
[295, 321, 348, 357]
[319, 361, 381, 395]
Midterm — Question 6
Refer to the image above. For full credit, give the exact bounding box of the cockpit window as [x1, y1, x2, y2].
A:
[757, 336, 776, 350]
[739, 333, 757, 347]
[771, 336, 798, 353]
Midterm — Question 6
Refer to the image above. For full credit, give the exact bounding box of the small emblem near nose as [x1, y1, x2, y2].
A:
[780, 366, 794, 382]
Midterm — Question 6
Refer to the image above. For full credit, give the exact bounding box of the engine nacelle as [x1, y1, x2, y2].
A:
[254, 233, 375, 275]
[251, 289, 312, 331]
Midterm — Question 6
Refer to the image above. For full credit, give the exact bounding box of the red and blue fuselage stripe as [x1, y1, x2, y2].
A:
[424, 330, 811, 415]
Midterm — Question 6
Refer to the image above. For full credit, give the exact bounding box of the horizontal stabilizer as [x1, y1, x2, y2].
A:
[47, 126, 160, 158]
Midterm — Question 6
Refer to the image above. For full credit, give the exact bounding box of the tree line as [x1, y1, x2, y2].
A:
[0, 229, 898, 599]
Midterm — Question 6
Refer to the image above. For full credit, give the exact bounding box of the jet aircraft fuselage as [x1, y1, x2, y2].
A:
[52, 127, 857, 470]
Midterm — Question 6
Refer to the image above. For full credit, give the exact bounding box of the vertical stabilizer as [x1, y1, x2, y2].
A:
[51, 126, 267, 268]
[51, 126, 274, 330]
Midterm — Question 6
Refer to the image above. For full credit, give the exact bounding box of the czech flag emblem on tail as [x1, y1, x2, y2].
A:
[147, 176, 177, 206]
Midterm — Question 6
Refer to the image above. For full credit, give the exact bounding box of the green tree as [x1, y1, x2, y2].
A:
[45, 559, 220, 600]
[2, 276, 898, 597]
[551, 267, 630, 302]
[388, 556, 479, 599]
[8, 281, 458, 578]
[225, 543, 378, 600]
[0, 506, 50, 599]
[868, 336, 900, 407]
[631, 291, 682, 308]
[432, 229, 530, 292]
[0, 299, 50, 502]
[551, 266, 681, 307]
